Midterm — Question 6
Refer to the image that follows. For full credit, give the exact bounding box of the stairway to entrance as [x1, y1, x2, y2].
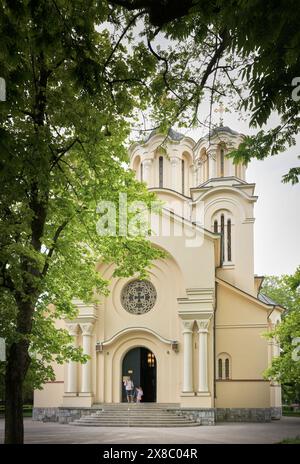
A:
[71, 403, 200, 427]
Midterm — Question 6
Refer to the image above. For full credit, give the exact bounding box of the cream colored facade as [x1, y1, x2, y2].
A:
[34, 126, 283, 421]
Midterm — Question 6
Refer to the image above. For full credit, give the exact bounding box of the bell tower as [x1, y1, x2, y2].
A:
[191, 127, 257, 295]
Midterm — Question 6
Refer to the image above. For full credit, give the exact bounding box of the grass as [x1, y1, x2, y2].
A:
[0, 405, 33, 418]
[279, 436, 300, 444]
[282, 406, 300, 417]
[282, 411, 300, 417]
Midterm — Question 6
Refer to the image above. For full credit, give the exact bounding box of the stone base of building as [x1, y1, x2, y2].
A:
[175, 408, 216, 425]
[270, 407, 282, 420]
[216, 408, 282, 422]
[32, 407, 102, 424]
[33, 406, 281, 425]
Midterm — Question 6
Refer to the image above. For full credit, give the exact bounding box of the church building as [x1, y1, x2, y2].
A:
[33, 126, 283, 425]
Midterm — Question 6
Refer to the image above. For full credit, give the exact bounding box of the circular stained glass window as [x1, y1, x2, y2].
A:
[121, 280, 157, 315]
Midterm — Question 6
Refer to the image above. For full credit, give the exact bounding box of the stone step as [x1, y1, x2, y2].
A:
[78, 416, 190, 422]
[92, 404, 180, 409]
[72, 419, 199, 425]
[74, 418, 196, 423]
[70, 403, 200, 428]
[89, 412, 179, 416]
[71, 406, 200, 427]
[72, 422, 199, 427]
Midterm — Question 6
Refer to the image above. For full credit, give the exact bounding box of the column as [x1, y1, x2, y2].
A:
[196, 319, 210, 392]
[142, 159, 152, 186]
[193, 165, 198, 187]
[170, 156, 180, 191]
[207, 149, 216, 179]
[182, 320, 194, 392]
[65, 323, 79, 394]
[80, 322, 94, 394]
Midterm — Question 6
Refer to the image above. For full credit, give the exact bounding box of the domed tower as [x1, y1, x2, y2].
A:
[129, 129, 195, 219]
[130, 126, 257, 295]
[191, 127, 257, 295]
[193, 126, 246, 183]
[129, 128, 195, 194]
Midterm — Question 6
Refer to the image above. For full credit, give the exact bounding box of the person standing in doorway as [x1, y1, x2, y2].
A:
[123, 377, 134, 403]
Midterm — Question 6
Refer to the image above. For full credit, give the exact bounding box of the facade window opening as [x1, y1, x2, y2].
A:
[214, 220, 218, 234]
[159, 156, 163, 188]
[218, 358, 223, 380]
[225, 358, 230, 379]
[140, 162, 143, 182]
[227, 219, 232, 262]
[182, 159, 185, 194]
[221, 214, 225, 263]
[220, 148, 225, 177]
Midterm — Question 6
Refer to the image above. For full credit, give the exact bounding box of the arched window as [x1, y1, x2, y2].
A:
[217, 353, 231, 380]
[182, 159, 185, 194]
[159, 156, 163, 188]
[225, 358, 230, 379]
[220, 214, 225, 262]
[218, 358, 223, 380]
[212, 211, 233, 264]
[227, 218, 232, 262]
[220, 148, 225, 177]
[214, 220, 218, 233]
[140, 162, 143, 182]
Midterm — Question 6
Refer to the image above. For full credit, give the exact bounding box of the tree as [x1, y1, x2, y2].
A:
[262, 271, 300, 315]
[264, 311, 300, 404]
[109, 0, 300, 183]
[262, 267, 300, 403]
[0, 1, 164, 443]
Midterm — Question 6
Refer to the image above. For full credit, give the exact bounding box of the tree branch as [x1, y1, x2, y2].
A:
[103, 10, 146, 71]
[200, 30, 230, 88]
[50, 138, 81, 171]
[42, 221, 69, 277]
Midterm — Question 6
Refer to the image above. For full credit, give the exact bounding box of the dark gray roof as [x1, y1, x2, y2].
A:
[197, 125, 242, 144]
[143, 128, 185, 143]
[258, 293, 278, 306]
[210, 126, 240, 137]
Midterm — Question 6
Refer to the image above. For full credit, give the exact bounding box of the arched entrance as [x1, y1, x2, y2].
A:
[122, 347, 157, 402]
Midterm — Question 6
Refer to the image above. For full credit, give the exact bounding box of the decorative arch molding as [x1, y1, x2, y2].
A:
[148, 187, 191, 201]
[211, 207, 235, 225]
[204, 197, 245, 223]
[182, 150, 193, 164]
[97, 327, 178, 350]
[196, 185, 256, 204]
[109, 335, 165, 403]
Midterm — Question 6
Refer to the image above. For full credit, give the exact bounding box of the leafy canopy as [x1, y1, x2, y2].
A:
[0, 0, 164, 388]
[262, 267, 300, 403]
[109, 0, 300, 182]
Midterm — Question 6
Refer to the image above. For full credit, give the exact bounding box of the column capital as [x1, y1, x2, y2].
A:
[207, 148, 217, 161]
[182, 320, 194, 333]
[80, 322, 95, 336]
[65, 323, 79, 337]
[196, 318, 211, 333]
[142, 158, 153, 167]
[170, 155, 180, 166]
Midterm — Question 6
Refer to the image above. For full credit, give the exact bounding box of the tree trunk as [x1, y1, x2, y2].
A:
[5, 340, 30, 444]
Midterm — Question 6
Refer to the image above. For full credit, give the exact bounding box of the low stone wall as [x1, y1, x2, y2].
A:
[32, 407, 102, 424]
[216, 408, 274, 422]
[174, 408, 216, 425]
[33, 406, 281, 425]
